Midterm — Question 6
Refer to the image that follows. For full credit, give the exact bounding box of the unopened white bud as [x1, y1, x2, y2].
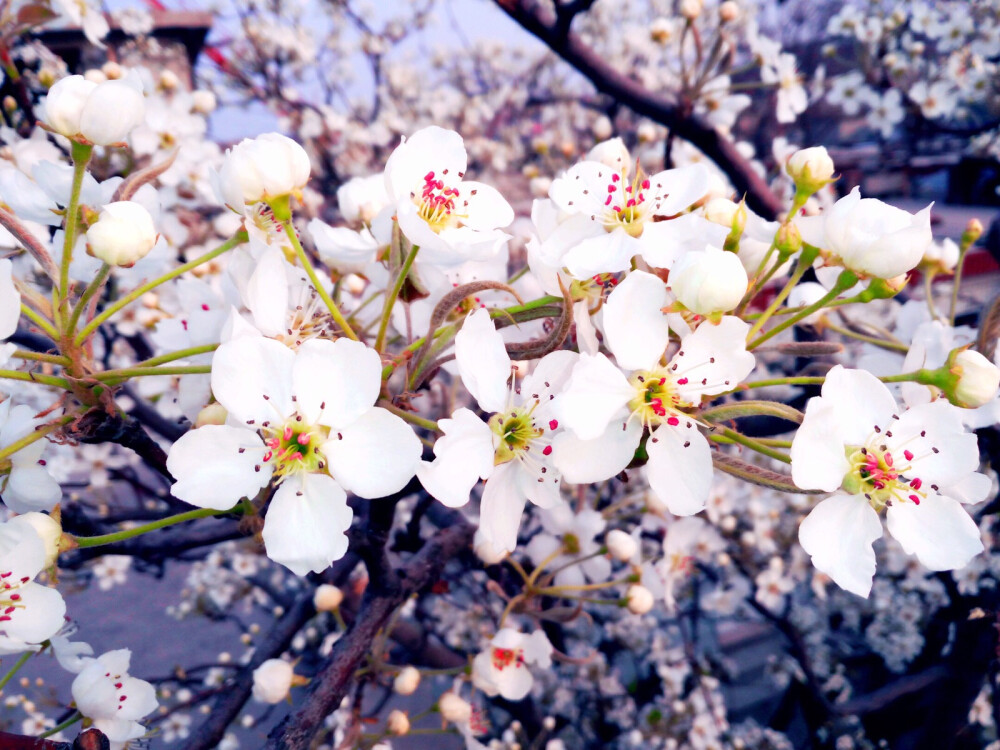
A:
[670, 245, 748, 315]
[592, 115, 613, 141]
[680, 0, 703, 20]
[217, 132, 311, 212]
[719, 1, 740, 22]
[101, 61, 123, 79]
[586, 137, 630, 170]
[637, 121, 658, 143]
[8, 513, 61, 568]
[87, 201, 157, 267]
[251, 659, 294, 704]
[50, 75, 145, 146]
[704, 197, 740, 227]
[83, 69, 107, 85]
[386, 709, 410, 735]
[438, 692, 472, 724]
[953, 350, 1000, 408]
[191, 90, 217, 114]
[393, 666, 421, 695]
[313, 584, 343, 612]
[159, 70, 180, 91]
[786, 147, 835, 194]
[605, 530, 637, 562]
[626, 584, 655, 614]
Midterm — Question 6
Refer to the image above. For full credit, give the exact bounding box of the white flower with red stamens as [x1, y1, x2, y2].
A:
[791, 366, 987, 598]
[539, 152, 718, 278]
[550, 271, 755, 515]
[417, 308, 575, 554]
[471, 628, 553, 701]
[384, 126, 514, 267]
[525, 505, 611, 588]
[0, 399, 62, 513]
[0, 517, 66, 655]
[167, 336, 422, 575]
[71, 649, 158, 748]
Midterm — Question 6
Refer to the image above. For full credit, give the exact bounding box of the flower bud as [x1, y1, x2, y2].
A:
[86, 201, 157, 267]
[786, 147, 835, 194]
[251, 659, 294, 704]
[586, 137, 630, 170]
[386, 709, 410, 735]
[719, 1, 740, 22]
[952, 350, 1000, 408]
[680, 0, 703, 20]
[921, 238, 959, 275]
[217, 132, 311, 212]
[592, 115, 613, 141]
[159, 70, 180, 91]
[191, 90, 217, 114]
[81, 78, 146, 146]
[194, 403, 228, 427]
[83, 69, 107, 85]
[101, 61, 123, 79]
[43, 76, 97, 138]
[650, 17, 673, 43]
[8, 513, 61, 568]
[626, 584, 654, 614]
[775, 222, 802, 255]
[605, 530, 637, 562]
[313, 584, 344, 612]
[962, 218, 984, 248]
[670, 245, 748, 315]
[393, 665, 421, 695]
[704, 197, 740, 228]
[438, 692, 472, 724]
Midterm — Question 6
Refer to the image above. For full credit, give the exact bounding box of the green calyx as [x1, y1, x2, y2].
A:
[489, 409, 541, 465]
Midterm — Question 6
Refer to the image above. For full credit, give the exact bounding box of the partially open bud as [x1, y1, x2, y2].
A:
[719, 1, 741, 22]
[786, 147, 835, 195]
[670, 244, 749, 315]
[251, 659, 294, 704]
[605, 530, 637, 562]
[704, 197, 740, 228]
[393, 665, 421, 695]
[921, 238, 960, 275]
[387, 709, 410, 736]
[625, 584, 654, 614]
[680, 0, 703, 20]
[962, 218, 984, 249]
[8, 512, 61, 568]
[775, 222, 803, 256]
[313, 584, 344, 612]
[43, 74, 146, 146]
[217, 132, 311, 214]
[952, 350, 1000, 408]
[86, 201, 157, 267]
[438, 692, 472, 724]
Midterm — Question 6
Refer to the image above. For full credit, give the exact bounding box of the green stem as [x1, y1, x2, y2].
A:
[133, 344, 219, 368]
[374, 243, 420, 353]
[20, 304, 57, 340]
[72, 506, 240, 548]
[709, 426, 791, 463]
[39, 712, 82, 739]
[75, 233, 246, 346]
[65, 262, 110, 337]
[0, 369, 71, 388]
[824, 323, 909, 353]
[746, 250, 813, 341]
[748, 271, 858, 349]
[10, 350, 70, 366]
[56, 142, 93, 325]
[0, 415, 74, 462]
[92, 364, 212, 382]
[282, 221, 358, 341]
[379, 402, 439, 432]
[924, 271, 942, 322]
[741, 376, 826, 389]
[949, 244, 971, 326]
[0, 651, 31, 693]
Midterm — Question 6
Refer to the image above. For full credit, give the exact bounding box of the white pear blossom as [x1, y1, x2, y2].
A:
[86, 201, 158, 267]
[71, 649, 158, 747]
[417, 308, 574, 553]
[525, 505, 611, 588]
[471, 628, 553, 701]
[0, 400, 61, 513]
[42, 74, 145, 146]
[669, 244, 749, 316]
[384, 126, 514, 266]
[252, 658, 294, 703]
[167, 336, 421, 574]
[0, 517, 66, 654]
[551, 271, 755, 516]
[216, 133, 311, 213]
[791, 366, 986, 597]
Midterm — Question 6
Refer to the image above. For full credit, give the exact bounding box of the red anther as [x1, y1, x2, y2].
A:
[4, 607, 14, 614]
[8, 594, 19, 601]
[424, 171, 435, 181]
[0, 616, 11, 622]
[201, 303, 210, 311]
[262, 451, 273, 462]
[659, 378, 666, 385]
[115, 682, 123, 689]
[542, 445, 553, 456]
[299, 433, 312, 445]
[605, 195, 613, 206]
[885, 452, 893, 467]
[181, 320, 188, 331]
[611, 173, 620, 182]
[904, 449, 914, 461]
[119, 695, 127, 702]
[283, 426, 294, 441]
[0, 572, 11, 578]
[677, 377, 689, 385]
[608, 185, 617, 193]
[910, 477, 922, 489]
[642, 179, 651, 190]
[626, 199, 636, 208]
[909, 495, 921, 505]
[549, 419, 559, 430]
[612, 205, 621, 213]
[667, 416, 680, 426]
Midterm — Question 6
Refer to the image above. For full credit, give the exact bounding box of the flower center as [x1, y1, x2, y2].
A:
[262, 418, 330, 478]
[491, 647, 525, 671]
[415, 170, 464, 232]
[843, 436, 926, 512]
[627, 370, 687, 427]
[602, 171, 651, 238]
[489, 408, 544, 465]
[0, 571, 27, 624]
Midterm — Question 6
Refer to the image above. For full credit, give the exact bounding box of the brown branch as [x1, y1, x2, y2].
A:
[0, 727, 108, 750]
[493, 0, 784, 219]
[263, 517, 475, 749]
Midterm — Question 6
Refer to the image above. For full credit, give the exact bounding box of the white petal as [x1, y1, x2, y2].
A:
[799, 493, 882, 598]
[551, 419, 642, 483]
[886, 493, 983, 571]
[819, 365, 899, 446]
[4, 465, 60, 513]
[790, 398, 852, 492]
[293, 338, 381, 429]
[519, 350, 579, 404]
[417, 408, 495, 508]
[946, 472, 992, 505]
[0, 259, 19, 340]
[645, 423, 712, 515]
[212, 337, 295, 424]
[888, 399, 979, 488]
[603, 271, 670, 372]
[552, 353, 633, 441]
[384, 126, 467, 203]
[244, 248, 289, 337]
[562, 228, 637, 278]
[323, 407, 421, 499]
[647, 163, 711, 216]
[460, 181, 514, 231]
[479, 462, 528, 554]
[455, 307, 511, 414]
[167, 425, 271, 510]
[262, 474, 352, 576]
[638, 213, 728, 270]
[671, 316, 756, 403]
[0, 582, 65, 646]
